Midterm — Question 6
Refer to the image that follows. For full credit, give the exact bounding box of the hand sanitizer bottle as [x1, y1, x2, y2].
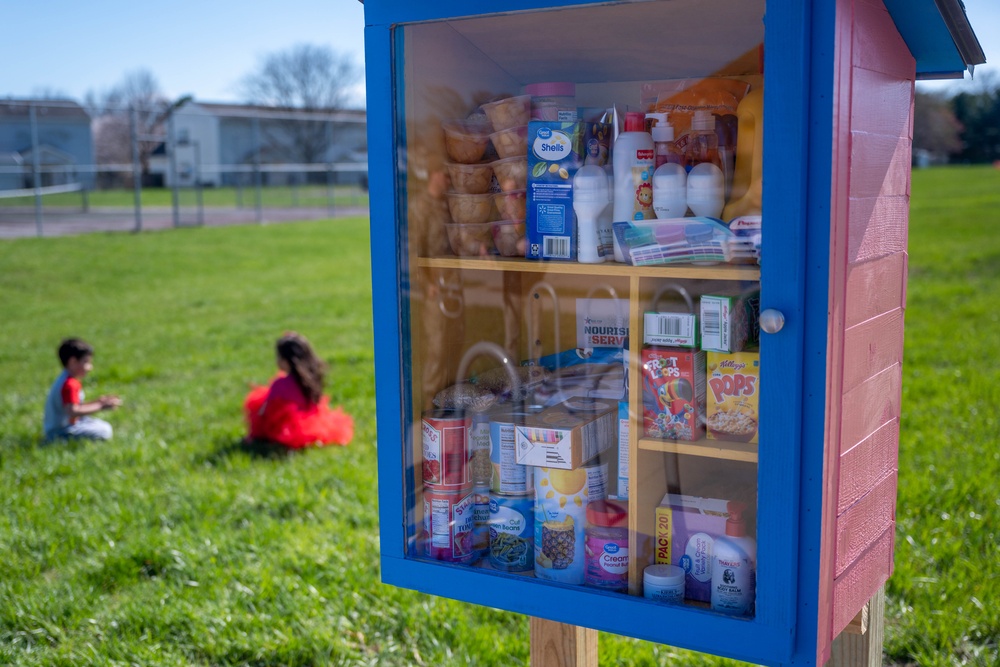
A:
[710, 501, 756, 617]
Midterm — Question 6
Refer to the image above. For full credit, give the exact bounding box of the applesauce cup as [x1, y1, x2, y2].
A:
[447, 222, 496, 256]
[442, 119, 493, 164]
[493, 189, 526, 221]
[491, 156, 527, 192]
[447, 191, 496, 224]
[490, 125, 528, 159]
[446, 161, 494, 194]
[482, 95, 531, 131]
[491, 220, 526, 257]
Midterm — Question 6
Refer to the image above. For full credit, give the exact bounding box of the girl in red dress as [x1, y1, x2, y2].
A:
[243, 332, 354, 448]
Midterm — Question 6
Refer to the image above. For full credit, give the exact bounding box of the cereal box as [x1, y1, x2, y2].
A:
[640, 347, 706, 441]
[706, 350, 760, 444]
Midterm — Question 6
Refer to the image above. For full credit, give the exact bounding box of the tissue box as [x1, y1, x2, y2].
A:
[515, 398, 616, 469]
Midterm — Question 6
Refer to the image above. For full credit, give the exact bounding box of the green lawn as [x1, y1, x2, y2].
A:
[0, 165, 998, 665]
[0, 185, 369, 210]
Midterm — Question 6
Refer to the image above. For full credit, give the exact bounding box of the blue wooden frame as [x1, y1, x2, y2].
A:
[362, 0, 954, 664]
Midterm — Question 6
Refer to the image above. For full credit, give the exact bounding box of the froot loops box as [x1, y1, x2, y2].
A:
[641, 347, 706, 441]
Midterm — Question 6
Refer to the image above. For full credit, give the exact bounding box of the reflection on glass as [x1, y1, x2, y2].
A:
[396, 0, 764, 618]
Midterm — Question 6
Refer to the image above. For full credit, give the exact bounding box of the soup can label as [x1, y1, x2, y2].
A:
[488, 493, 534, 572]
[490, 412, 534, 495]
[472, 484, 491, 556]
[423, 485, 477, 564]
[422, 410, 470, 489]
[469, 412, 493, 486]
[534, 463, 609, 584]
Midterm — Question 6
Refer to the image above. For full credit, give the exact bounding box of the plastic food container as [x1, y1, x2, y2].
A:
[442, 119, 493, 164]
[446, 161, 494, 194]
[525, 82, 577, 121]
[491, 220, 526, 257]
[447, 191, 495, 224]
[447, 222, 495, 257]
[482, 95, 531, 131]
[490, 125, 528, 159]
[492, 156, 528, 192]
[493, 189, 526, 221]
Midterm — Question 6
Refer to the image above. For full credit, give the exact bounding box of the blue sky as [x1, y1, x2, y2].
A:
[0, 0, 995, 106]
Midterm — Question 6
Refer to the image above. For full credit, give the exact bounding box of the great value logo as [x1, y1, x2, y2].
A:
[532, 129, 573, 160]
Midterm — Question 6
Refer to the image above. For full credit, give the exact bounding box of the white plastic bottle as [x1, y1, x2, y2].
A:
[573, 165, 611, 264]
[686, 162, 726, 218]
[710, 501, 756, 617]
[652, 162, 687, 219]
[612, 111, 655, 261]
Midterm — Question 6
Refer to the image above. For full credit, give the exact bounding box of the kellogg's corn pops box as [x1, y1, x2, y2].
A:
[706, 350, 760, 444]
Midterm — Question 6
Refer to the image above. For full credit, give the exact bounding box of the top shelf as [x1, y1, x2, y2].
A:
[417, 256, 761, 281]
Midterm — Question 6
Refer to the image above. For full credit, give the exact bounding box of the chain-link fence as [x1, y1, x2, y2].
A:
[0, 99, 369, 238]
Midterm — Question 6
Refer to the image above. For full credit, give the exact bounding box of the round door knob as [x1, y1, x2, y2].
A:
[760, 309, 785, 334]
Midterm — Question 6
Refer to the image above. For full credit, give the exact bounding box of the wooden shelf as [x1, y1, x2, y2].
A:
[638, 437, 758, 463]
[417, 256, 761, 281]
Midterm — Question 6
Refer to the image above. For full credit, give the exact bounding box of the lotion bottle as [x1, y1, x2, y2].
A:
[612, 111, 655, 261]
[573, 165, 612, 263]
[710, 501, 756, 617]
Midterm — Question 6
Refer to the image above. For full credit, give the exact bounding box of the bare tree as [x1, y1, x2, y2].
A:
[240, 44, 360, 110]
[85, 69, 170, 186]
[239, 44, 361, 166]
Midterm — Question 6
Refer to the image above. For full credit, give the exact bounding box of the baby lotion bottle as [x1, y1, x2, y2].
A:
[612, 111, 655, 261]
[710, 501, 756, 617]
[573, 165, 612, 264]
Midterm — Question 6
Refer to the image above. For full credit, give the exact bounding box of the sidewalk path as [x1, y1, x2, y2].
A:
[0, 205, 370, 239]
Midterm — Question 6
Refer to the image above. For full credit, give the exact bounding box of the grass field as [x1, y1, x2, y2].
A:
[0, 165, 998, 665]
[0, 185, 369, 210]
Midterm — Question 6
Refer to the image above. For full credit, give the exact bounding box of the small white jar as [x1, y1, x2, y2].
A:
[643, 564, 685, 604]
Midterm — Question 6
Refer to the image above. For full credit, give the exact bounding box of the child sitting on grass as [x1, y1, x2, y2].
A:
[243, 332, 354, 448]
[43, 337, 123, 442]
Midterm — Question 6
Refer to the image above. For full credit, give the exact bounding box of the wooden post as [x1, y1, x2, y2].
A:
[530, 618, 598, 667]
[826, 584, 886, 667]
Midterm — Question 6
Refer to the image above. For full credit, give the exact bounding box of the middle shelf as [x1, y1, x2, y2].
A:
[417, 255, 761, 281]
[638, 437, 758, 463]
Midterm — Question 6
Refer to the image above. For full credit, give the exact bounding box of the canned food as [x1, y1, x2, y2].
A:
[469, 411, 493, 485]
[488, 493, 534, 572]
[534, 462, 609, 584]
[422, 409, 471, 489]
[472, 484, 491, 556]
[423, 485, 478, 564]
[489, 411, 535, 495]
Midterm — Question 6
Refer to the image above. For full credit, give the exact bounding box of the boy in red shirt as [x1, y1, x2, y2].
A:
[43, 338, 122, 442]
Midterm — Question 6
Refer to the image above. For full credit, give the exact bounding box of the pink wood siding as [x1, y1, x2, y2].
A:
[818, 0, 915, 662]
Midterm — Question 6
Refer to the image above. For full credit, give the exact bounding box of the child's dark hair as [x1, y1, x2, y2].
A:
[58, 338, 93, 367]
[276, 332, 326, 404]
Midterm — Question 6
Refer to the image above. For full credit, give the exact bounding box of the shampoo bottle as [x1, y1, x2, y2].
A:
[612, 111, 655, 262]
[710, 501, 756, 617]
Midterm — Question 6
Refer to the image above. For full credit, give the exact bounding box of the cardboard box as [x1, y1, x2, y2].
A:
[700, 289, 760, 353]
[654, 494, 733, 603]
[616, 400, 629, 499]
[643, 311, 698, 348]
[526, 120, 610, 261]
[640, 347, 706, 441]
[514, 398, 616, 469]
[706, 350, 760, 444]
